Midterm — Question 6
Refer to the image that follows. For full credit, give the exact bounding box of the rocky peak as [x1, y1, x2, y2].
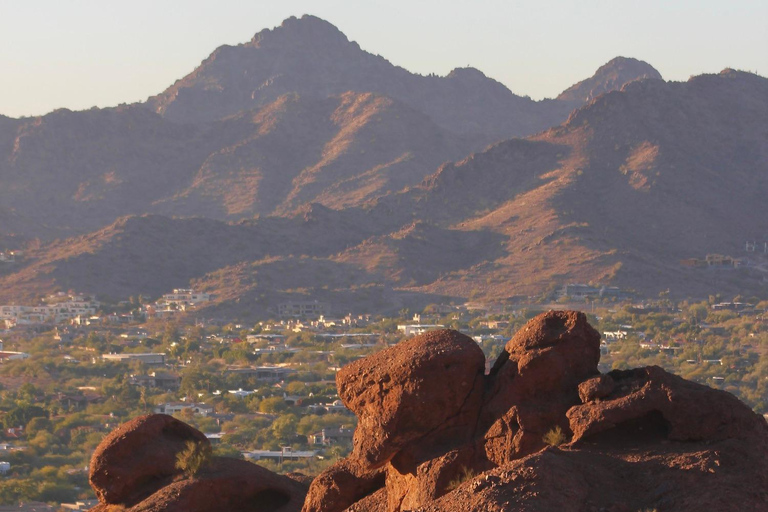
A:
[558, 56, 663, 102]
[248, 15, 354, 51]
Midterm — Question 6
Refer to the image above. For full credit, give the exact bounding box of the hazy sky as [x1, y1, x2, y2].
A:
[1, 0, 766, 118]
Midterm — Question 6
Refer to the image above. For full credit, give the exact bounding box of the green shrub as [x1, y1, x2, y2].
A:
[175, 440, 212, 478]
[542, 426, 567, 446]
[445, 466, 477, 491]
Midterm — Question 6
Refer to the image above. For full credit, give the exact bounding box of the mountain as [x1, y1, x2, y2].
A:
[156, 92, 472, 218]
[402, 69, 768, 299]
[148, 16, 653, 144]
[2, 70, 765, 311]
[557, 56, 663, 102]
[0, 16, 662, 242]
[0, 93, 471, 237]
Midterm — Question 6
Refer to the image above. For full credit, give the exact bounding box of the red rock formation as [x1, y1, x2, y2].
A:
[89, 414, 209, 505]
[91, 312, 768, 511]
[88, 415, 307, 512]
[481, 310, 601, 464]
[304, 311, 768, 512]
[302, 459, 384, 512]
[336, 329, 485, 469]
[567, 365, 765, 444]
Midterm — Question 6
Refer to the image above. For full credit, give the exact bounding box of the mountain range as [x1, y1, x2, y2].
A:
[1, 15, 765, 315]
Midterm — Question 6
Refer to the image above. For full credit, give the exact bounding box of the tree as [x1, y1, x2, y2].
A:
[259, 396, 287, 414]
[175, 440, 211, 478]
[4, 405, 48, 430]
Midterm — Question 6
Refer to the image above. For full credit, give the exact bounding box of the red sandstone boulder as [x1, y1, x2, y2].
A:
[301, 458, 385, 512]
[486, 310, 601, 402]
[89, 414, 209, 505]
[578, 374, 615, 403]
[108, 457, 307, 512]
[481, 311, 600, 463]
[567, 366, 768, 444]
[337, 329, 485, 469]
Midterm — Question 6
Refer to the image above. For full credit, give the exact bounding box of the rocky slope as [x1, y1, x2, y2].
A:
[147, 16, 656, 144]
[86, 312, 768, 511]
[148, 16, 557, 141]
[0, 69, 764, 308]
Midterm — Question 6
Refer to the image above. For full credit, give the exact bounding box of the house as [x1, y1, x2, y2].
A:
[243, 447, 317, 462]
[397, 324, 444, 337]
[278, 300, 330, 319]
[246, 334, 286, 344]
[101, 352, 166, 365]
[154, 402, 214, 417]
[307, 427, 354, 445]
[308, 399, 351, 414]
[59, 500, 99, 511]
[161, 289, 211, 306]
[0, 351, 30, 361]
[129, 371, 181, 390]
[228, 389, 255, 398]
[56, 393, 103, 410]
[225, 366, 295, 382]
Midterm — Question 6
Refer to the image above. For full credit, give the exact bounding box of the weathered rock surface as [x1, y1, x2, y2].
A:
[89, 413, 209, 505]
[90, 312, 768, 512]
[568, 365, 766, 444]
[482, 310, 601, 464]
[336, 329, 485, 469]
[88, 415, 307, 512]
[305, 311, 768, 512]
[301, 459, 384, 512]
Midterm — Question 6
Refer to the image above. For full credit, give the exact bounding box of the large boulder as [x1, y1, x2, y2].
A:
[337, 329, 485, 469]
[567, 366, 768, 444]
[481, 311, 601, 463]
[89, 414, 209, 505]
[301, 459, 384, 512]
[114, 457, 307, 512]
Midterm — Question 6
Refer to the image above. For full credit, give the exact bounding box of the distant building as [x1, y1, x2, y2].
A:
[101, 353, 166, 365]
[243, 447, 317, 462]
[0, 351, 30, 361]
[278, 300, 330, 319]
[225, 366, 295, 382]
[307, 427, 354, 445]
[161, 289, 211, 306]
[154, 402, 214, 416]
[397, 324, 444, 337]
[129, 371, 181, 390]
[59, 500, 100, 511]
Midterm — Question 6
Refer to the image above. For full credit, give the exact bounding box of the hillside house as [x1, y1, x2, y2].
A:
[154, 402, 214, 416]
[278, 300, 330, 319]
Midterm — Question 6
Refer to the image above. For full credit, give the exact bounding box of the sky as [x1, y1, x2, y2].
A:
[1, 0, 766, 118]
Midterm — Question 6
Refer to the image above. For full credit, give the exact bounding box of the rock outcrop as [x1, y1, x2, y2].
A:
[89, 311, 768, 511]
[303, 311, 768, 512]
[88, 414, 308, 512]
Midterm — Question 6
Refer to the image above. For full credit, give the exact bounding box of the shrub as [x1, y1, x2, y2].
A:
[445, 466, 477, 491]
[175, 440, 212, 478]
[542, 426, 567, 446]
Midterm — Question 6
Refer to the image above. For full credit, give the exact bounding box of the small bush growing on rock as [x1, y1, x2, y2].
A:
[175, 440, 212, 477]
[542, 426, 567, 446]
[446, 466, 477, 491]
